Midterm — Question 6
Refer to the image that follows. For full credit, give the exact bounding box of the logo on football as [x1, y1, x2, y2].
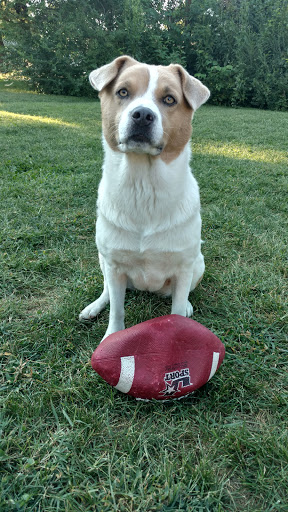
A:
[91, 315, 225, 401]
[160, 365, 191, 397]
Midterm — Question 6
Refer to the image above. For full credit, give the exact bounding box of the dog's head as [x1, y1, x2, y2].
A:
[89, 56, 210, 162]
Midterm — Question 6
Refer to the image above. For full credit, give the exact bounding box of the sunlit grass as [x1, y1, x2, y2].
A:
[194, 140, 287, 163]
[0, 110, 80, 128]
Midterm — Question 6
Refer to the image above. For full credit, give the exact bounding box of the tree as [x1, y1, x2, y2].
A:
[1, 0, 287, 109]
[1, 0, 30, 72]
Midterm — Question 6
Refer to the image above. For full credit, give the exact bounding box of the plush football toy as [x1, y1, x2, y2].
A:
[91, 314, 225, 401]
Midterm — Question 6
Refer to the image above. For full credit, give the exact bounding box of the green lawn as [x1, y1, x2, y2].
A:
[0, 78, 287, 511]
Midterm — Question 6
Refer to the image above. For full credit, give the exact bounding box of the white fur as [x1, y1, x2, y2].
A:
[118, 67, 163, 156]
[79, 61, 207, 340]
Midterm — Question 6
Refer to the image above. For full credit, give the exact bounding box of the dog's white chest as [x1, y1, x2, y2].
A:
[95, 149, 202, 294]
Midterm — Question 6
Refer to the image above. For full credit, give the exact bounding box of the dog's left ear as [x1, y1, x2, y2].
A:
[173, 65, 210, 111]
[89, 55, 138, 92]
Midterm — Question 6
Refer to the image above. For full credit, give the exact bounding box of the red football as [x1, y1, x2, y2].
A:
[91, 314, 225, 401]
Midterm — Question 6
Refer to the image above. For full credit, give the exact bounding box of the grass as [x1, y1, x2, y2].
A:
[0, 76, 287, 511]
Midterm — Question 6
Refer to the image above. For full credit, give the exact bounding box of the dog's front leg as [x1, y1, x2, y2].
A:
[103, 266, 127, 340]
[171, 273, 194, 318]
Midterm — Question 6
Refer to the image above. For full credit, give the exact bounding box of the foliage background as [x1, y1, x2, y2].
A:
[1, 0, 288, 110]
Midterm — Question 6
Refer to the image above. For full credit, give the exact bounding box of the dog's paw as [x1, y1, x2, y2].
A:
[79, 292, 109, 322]
[79, 309, 96, 322]
[186, 301, 193, 317]
[79, 301, 102, 321]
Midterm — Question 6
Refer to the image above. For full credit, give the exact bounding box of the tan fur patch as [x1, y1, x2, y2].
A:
[155, 66, 193, 164]
[99, 65, 150, 151]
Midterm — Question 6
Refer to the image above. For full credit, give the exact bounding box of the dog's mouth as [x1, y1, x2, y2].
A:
[130, 134, 150, 144]
[118, 135, 163, 156]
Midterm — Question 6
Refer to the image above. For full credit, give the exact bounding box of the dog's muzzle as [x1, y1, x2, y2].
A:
[118, 106, 163, 155]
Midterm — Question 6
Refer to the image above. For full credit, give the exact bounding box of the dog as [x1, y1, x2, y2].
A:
[79, 56, 210, 340]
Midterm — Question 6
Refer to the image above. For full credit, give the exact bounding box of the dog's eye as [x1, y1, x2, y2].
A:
[117, 88, 129, 98]
[163, 95, 176, 106]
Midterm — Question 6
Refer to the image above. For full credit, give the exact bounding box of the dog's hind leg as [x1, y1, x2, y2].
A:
[186, 300, 193, 317]
[190, 252, 205, 291]
[171, 272, 193, 317]
[182, 253, 205, 317]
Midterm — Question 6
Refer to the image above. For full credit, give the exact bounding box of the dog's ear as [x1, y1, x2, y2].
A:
[173, 65, 210, 111]
[89, 56, 138, 92]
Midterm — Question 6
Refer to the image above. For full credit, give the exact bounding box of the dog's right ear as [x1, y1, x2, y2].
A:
[89, 56, 138, 92]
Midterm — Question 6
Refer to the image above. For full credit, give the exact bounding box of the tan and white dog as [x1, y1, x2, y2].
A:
[79, 56, 210, 339]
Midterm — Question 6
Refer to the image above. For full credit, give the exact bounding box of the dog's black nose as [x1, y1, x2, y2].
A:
[131, 107, 155, 126]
